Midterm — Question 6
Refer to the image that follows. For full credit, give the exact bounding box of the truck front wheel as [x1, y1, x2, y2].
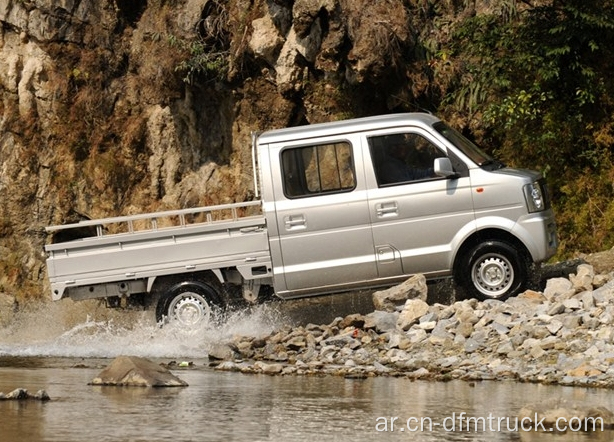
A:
[156, 281, 222, 328]
[458, 241, 528, 301]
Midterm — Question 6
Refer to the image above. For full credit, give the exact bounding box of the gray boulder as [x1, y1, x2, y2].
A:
[372, 274, 427, 312]
[569, 263, 595, 292]
[208, 343, 235, 361]
[90, 356, 188, 387]
[0, 388, 50, 401]
[397, 299, 430, 331]
[543, 277, 575, 301]
[364, 310, 398, 333]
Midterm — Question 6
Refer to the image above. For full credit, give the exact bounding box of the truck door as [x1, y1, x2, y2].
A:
[365, 129, 475, 277]
[269, 136, 377, 296]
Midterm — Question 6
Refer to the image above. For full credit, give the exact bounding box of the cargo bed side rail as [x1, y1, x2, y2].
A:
[45, 200, 263, 240]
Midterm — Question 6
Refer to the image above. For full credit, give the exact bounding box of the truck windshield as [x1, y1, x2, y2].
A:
[433, 121, 492, 166]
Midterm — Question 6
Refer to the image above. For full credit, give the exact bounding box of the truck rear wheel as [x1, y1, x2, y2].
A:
[156, 281, 223, 328]
[458, 240, 528, 301]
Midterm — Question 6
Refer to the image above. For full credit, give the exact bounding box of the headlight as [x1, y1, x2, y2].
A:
[524, 181, 545, 213]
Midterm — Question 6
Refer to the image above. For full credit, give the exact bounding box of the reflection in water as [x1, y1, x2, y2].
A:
[1, 364, 613, 442]
[0, 299, 612, 441]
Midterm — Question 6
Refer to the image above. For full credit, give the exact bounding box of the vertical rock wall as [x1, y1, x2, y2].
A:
[0, 0, 470, 299]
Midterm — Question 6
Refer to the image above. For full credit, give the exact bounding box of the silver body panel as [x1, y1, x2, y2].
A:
[45, 113, 558, 303]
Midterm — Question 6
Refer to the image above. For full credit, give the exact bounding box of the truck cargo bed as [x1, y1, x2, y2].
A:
[44, 202, 270, 300]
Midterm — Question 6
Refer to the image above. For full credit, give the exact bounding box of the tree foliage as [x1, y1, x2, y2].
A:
[437, 0, 614, 258]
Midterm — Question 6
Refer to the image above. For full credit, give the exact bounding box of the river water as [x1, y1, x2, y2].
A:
[0, 296, 612, 442]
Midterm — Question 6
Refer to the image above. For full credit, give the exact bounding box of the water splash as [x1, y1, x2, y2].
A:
[0, 299, 290, 359]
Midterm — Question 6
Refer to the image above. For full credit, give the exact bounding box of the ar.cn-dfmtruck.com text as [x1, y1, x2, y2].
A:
[375, 413, 606, 433]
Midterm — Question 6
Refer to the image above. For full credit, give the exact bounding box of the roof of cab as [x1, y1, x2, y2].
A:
[256, 112, 441, 145]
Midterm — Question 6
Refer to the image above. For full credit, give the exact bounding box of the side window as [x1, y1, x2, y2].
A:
[281, 141, 356, 198]
[369, 133, 444, 186]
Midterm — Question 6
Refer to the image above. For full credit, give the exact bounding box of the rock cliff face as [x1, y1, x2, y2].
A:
[0, 0, 469, 299]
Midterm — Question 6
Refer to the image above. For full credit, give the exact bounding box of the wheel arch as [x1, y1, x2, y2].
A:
[151, 271, 227, 325]
[453, 228, 531, 278]
[149, 270, 223, 295]
[148, 270, 225, 310]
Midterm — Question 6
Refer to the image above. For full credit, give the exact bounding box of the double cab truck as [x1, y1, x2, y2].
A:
[44, 113, 558, 327]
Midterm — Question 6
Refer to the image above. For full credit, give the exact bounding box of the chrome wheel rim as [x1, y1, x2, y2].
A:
[471, 253, 514, 298]
[168, 292, 211, 327]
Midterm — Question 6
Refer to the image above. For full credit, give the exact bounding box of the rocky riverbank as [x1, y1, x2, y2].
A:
[211, 258, 614, 387]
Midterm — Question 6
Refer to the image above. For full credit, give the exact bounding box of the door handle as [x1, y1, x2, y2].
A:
[376, 202, 398, 217]
[284, 215, 306, 229]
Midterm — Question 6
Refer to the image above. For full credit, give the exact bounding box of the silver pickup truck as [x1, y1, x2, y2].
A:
[44, 113, 558, 326]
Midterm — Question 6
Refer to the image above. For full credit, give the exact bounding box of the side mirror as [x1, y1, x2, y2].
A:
[434, 157, 459, 179]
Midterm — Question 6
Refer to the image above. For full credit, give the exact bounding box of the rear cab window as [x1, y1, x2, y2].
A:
[281, 141, 356, 198]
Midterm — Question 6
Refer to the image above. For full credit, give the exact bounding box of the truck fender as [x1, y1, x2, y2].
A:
[475, 215, 537, 258]
[448, 216, 518, 268]
[447, 220, 480, 268]
[147, 269, 225, 294]
[474, 215, 517, 233]
[451, 215, 532, 268]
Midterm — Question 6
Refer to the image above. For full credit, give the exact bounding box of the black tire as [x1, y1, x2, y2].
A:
[457, 240, 528, 301]
[155, 281, 223, 328]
